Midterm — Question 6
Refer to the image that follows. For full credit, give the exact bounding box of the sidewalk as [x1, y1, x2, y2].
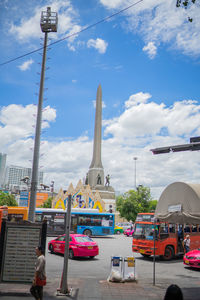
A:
[0, 277, 200, 300]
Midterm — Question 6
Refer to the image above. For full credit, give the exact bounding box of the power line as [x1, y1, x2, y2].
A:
[0, 0, 143, 67]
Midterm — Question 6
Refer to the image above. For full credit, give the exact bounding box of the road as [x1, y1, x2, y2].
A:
[0, 234, 199, 300]
[46, 234, 200, 289]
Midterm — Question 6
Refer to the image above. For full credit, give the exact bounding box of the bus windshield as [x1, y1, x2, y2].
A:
[133, 224, 158, 240]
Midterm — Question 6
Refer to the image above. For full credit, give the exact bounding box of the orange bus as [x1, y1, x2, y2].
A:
[132, 212, 200, 260]
[0, 206, 28, 225]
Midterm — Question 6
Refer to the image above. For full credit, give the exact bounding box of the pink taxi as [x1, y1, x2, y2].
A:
[183, 249, 200, 268]
[124, 228, 134, 236]
[48, 234, 99, 259]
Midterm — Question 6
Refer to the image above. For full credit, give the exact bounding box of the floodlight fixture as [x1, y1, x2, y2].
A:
[40, 7, 58, 32]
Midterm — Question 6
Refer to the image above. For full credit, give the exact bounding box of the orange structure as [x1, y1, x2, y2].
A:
[0, 206, 28, 230]
[132, 212, 200, 260]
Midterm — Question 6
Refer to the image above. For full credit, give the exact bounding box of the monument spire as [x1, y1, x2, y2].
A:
[88, 84, 104, 188]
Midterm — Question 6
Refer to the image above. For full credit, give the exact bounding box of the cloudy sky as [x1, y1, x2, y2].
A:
[1, 0, 200, 199]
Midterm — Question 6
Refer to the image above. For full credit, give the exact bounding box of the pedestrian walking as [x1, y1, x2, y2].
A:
[183, 234, 190, 253]
[30, 246, 46, 300]
[164, 284, 184, 300]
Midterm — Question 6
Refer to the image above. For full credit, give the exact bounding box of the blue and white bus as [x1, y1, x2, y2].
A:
[35, 208, 115, 236]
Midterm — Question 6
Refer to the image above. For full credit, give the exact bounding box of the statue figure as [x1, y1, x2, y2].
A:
[97, 173, 101, 185]
[105, 174, 110, 186]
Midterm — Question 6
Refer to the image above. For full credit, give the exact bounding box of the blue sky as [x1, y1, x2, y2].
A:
[1, 0, 200, 199]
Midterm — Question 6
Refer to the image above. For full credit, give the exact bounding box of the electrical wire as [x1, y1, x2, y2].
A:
[0, 0, 143, 67]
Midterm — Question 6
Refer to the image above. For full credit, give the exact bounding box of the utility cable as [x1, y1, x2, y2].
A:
[0, 0, 143, 67]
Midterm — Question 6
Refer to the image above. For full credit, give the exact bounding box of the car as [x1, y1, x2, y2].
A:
[48, 234, 99, 259]
[114, 225, 124, 234]
[123, 228, 134, 236]
[183, 248, 200, 268]
[116, 222, 132, 231]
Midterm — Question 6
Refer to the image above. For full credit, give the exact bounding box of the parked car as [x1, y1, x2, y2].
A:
[114, 225, 124, 234]
[183, 248, 200, 268]
[48, 234, 99, 259]
[124, 228, 134, 236]
[116, 222, 132, 231]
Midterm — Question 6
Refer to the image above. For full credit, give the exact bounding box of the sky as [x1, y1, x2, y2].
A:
[0, 0, 200, 200]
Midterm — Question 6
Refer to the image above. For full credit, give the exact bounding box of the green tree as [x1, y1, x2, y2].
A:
[116, 186, 157, 222]
[0, 191, 18, 206]
[39, 197, 52, 208]
[148, 200, 158, 212]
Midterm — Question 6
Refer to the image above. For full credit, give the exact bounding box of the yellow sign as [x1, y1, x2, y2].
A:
[127, 257, 135, 267]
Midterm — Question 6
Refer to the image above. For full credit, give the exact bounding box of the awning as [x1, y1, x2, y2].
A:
[155, 182, 200, 224]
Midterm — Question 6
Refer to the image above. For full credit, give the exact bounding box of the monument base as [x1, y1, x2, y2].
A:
[92, 185, 116, 212]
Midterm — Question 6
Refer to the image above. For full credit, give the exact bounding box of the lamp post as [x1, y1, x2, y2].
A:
[50, 180, 54, 200]
[133, 157, 138, 190]
[29, 7, 58, 222]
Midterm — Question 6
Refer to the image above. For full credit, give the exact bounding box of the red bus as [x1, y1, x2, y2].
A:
[132, 212, 200, 260]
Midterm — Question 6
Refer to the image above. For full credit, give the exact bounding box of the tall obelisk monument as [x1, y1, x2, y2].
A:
[88, 84, 104, 188]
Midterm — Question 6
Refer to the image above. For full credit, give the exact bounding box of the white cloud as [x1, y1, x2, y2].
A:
[1, 94, 200, 200]
[0, 104, 56, 148]
[18, 59, 34, 71]
[87, 38, 108, 54]
[100, 0, 124, 9]
[8, 0, 82, 51]
[125, 92, 152, 108]
[142, 42, 157, 59]
[100, 0, 200, 57]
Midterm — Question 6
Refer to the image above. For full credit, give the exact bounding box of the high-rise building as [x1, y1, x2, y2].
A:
[0, 153, 7, 188]
[4, 165, 43, 190]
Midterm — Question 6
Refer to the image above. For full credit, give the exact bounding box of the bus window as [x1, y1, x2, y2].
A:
[160, 223, 168, 233]
[91, 216, 101, 226]
[184, 225, 191, 233]
[169, 224, 175, 233]
[102, 216, 112, 227]
[178, 225, 184, 239]
[8, 214, 23, 222]
[134, 223, 158, 240]
[160, 223, 168, 234]
[35, 214, 42, 222]
[192, 225, 197, 232]
[43, 214, 53, 224]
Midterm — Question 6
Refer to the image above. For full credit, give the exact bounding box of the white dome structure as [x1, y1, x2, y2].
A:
[155, 182, 200, 224]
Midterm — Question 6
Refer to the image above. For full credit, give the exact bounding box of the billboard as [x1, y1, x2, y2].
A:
[19, 192, 49, 207]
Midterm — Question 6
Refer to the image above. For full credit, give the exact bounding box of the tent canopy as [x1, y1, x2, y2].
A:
[155, 182, 200, 224]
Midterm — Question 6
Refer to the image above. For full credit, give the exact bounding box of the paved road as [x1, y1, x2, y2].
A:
[46, 234, 200, 288]
[1, 234, 200, 300]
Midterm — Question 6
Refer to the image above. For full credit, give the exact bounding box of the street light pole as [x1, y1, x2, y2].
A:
[133, 157, 138, 190]
[29, 7, 58, 222]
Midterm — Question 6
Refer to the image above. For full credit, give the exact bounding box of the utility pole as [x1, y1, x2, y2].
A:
[58, 194, 72, 295]
[133, 157, 138, 190]
[29, 7, 58, 222]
